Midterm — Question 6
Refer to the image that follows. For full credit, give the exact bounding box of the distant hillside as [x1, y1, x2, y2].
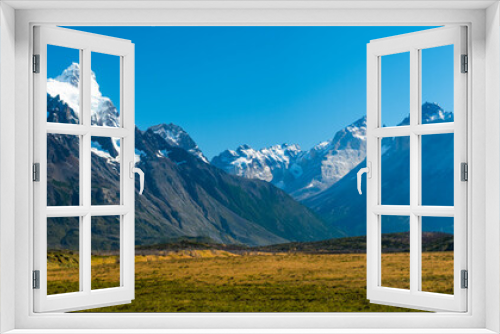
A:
[136, 232, 453, 254]
[256, 232, 453, 253]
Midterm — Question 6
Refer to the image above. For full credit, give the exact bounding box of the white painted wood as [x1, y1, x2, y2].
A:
[409, 45, 419, 298]
[372, 205, 454, 217]
[2, 329, 499, 334]
[9, 6, 492, 333]
[372, 123, 455, 137]
[366, 26, 467, 312]
[46, 123, 131, 137]
[121, 42, 135, 298]
[1, 0, 497, 10]
[0, 2, 17, 333]
[484, 3, 500, 332]
[33, 26, 135, 313]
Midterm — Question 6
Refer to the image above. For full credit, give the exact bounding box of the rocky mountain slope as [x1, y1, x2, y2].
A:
[304, 103, 454, 236]
[47, 64, 343, 247]
[211, 116, 367, 200]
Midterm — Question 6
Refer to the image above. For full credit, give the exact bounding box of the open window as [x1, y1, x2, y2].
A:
[361, 26, 467, 312]
[33, 26, 141, 312]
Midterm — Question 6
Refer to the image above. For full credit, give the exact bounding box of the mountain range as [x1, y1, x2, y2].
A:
[303, 103, 454, 236]
[46, 63, 454, 248]
[47, 64, 344, 247]
[211, 116, 366, 200]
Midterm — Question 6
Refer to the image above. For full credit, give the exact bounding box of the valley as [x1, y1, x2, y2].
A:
[45, 63, 456, 313]
[46, 247, 452, 313]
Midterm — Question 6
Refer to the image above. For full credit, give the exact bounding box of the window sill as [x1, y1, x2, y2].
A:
[4, 329, 498, 334]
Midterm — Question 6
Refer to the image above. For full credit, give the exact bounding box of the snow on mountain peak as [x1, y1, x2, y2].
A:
[149, 123, 209, 163]
[55, 62, 80, 87]
[47, 63, 120, 128]
[422, 102, 453, 123]
[212, 115, 368, 200]
[398, 102, 453, 126]
[211, 143, 304, 184]
[48, 64, 210, 163]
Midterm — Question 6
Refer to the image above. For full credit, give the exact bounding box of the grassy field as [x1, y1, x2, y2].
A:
[47, 249, 453, 312]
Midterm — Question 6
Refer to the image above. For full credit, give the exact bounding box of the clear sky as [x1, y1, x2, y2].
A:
[49, 26, 453, 159]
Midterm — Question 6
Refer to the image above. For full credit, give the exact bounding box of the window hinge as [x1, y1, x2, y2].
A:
[461, 54, 468, 73]
[33, 270, 40, 289]
[33, 163, 40, 182]
[33, 54, 40, 73]
[461, 162, 468, 182]
[461, 270, 468, 289]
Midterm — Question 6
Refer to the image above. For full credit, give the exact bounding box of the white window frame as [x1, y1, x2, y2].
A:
[33, 26, 136, 313]
[366, 26, 468, 312]
[1, 1, 499, 333]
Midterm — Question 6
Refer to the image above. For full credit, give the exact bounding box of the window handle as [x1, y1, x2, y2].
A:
[357, 161, 371, 195]
[130, 162, 145, 195]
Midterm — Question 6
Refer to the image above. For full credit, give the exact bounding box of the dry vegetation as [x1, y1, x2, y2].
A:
[46, 250, 453, 312]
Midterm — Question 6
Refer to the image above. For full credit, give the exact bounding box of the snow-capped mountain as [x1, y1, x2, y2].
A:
[211, 116, 367, 200]
[47, 62, 120, 127]
[211, 143, 302, 184]
[149, 123, 208, 163]
[47, 64, 208, 163]
[304, 102, 454, 237]
[211, 103, 451, 201]
[422, 102, 453, 123]
[46, 97, 341, 247]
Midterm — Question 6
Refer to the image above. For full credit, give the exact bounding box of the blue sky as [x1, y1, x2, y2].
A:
[49, 26, 453, 159]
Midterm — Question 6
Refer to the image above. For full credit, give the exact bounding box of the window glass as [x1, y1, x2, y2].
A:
[91, 216, 121, 290]
[381, 136, 410, 205]
[47, 45, 80, 124]
[381, 215, 410, 290]
[421, 45, 454, 125]
[421, 216, 454, 294]
[47, 217, 80, 295]
[91, 52, 121, 127]
[91, 137, 121, 205]
[381, 52, 410, 127]
[421, 133, 454, 206]
[47, 134, 80, 206]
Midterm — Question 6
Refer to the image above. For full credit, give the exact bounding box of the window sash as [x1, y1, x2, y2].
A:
[32, 26, 136, 313]
[366, 26, 468, 312]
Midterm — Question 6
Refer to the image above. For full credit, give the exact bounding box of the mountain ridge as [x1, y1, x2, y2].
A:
[46, 64, 344, 247]
[47, 63, 455, 246]
[211, 115, 367, 200]
[304, 102, 454, 236]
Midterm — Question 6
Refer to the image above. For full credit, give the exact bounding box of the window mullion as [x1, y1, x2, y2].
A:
[81, 48, 92, 294]
[82, 134, 92, 294]
[409, 47, 420, 295]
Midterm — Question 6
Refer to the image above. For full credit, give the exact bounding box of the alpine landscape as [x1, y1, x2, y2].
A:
[46, 63, 454, 312]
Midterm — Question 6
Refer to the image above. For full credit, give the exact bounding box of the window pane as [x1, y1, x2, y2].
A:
[91, 137, 121, 205]
[91, 52, 120, 127]
[47, 134, 80, 206]
[421, 216, 454, 295]
[381, 136, 410, 205]
[47, 45, 80, 124]
[381, 215, 410, 290]
[381, 52, 410, 127]
[47, 217, 80, 295]
[92, 216, 121, 290]
[421, 45, 454, 125]
[421, 133, 454, 206]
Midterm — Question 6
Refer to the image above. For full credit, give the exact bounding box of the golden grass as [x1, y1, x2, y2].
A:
[46, 250, 454, 312]
[422, 251, 454, 294]
[382, 252, 410, 289]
